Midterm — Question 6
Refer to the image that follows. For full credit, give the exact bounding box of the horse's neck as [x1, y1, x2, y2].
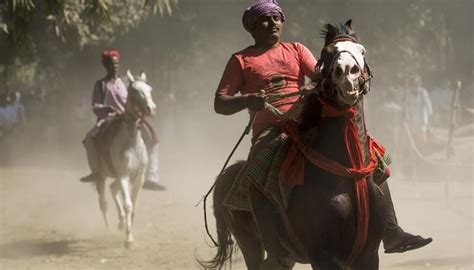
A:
[315, 100, 369, 166]
[117, 108, 142, 148]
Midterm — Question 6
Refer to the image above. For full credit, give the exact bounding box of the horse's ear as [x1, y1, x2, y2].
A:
[344, 19, 358, 39]
[139, 71, 147, 82]
[345, 19, 353, 30]
[127, 70, 135, 82]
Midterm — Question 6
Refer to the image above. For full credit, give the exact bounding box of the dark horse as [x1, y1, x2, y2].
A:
[201, 20, 386, 270]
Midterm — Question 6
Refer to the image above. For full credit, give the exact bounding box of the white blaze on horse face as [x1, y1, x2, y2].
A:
[131, 81, 156, 115]
[144, 87, 156, 114]
[331, 41, 366, 106]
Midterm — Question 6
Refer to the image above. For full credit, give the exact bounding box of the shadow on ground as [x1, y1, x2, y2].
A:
[0, 239, 97, 259]
[394, 255, 473, 267]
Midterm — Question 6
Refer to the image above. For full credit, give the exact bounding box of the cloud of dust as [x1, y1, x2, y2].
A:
[1, 0, 472, 267]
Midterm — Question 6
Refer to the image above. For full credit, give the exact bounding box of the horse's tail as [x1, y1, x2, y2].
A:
[198, 161, 245, 269]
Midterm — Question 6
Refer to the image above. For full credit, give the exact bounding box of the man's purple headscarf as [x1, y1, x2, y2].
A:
[242, 0, 286, 33]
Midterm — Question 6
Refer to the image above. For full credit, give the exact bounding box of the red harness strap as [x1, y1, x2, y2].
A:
[279, 102, 385, 264]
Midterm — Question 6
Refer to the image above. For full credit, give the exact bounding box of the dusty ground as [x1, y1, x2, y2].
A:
[0, 135, 473, 270]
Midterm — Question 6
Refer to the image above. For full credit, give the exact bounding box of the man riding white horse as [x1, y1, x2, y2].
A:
[213, 0, 431, 261]
[81, 50, 165, 191]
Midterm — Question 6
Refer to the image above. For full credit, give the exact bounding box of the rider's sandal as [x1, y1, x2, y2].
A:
[384, 235, 433, 253]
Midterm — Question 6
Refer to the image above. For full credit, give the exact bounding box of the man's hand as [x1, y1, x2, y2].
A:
[107, 111, 118, 117]
[300, 82, 318, 92]
[245, 93, 266, 111]
[106, 106, 120, 117]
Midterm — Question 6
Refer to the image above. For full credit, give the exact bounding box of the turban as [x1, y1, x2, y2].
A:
[101, 50, 120, 65]
[242, 0, 286, 33]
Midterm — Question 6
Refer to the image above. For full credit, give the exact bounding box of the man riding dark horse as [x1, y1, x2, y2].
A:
[80, 50, 165, 191]
[213, 0, 431, 262]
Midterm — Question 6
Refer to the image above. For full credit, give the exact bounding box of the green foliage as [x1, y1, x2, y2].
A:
[146, 0, 178, 16]
[396, 0, 452, 81]
[7, 58, 38, 89]
[0, 0, 177, 90]
[1, 0, 177, 50]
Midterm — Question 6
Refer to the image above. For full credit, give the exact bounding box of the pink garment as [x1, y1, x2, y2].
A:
[91, 77, 128, 120]
[216, 42, 317, 137]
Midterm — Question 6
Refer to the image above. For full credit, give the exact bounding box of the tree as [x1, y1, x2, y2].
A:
[0, 0, 177, 92]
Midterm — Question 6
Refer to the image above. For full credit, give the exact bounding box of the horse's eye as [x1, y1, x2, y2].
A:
[350, 65, 360, 74]
[335, 66, 343, 77]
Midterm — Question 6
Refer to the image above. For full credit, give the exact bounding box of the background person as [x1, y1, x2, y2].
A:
[80, 50, 165, 191]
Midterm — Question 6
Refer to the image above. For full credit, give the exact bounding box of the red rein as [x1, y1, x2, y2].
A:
[280, 101, 385, 264]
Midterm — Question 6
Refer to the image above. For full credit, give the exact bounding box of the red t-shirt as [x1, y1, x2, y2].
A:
[216, 42, 317, 137]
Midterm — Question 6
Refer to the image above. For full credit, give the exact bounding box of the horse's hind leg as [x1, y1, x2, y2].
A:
[110, 180, 126, 230]
[248, 185, 295, 269]
[118, 176, 134, 249]
[208, 161, 264, 270]
[96, 177, 109, 230]
[227, 210, 264, 270]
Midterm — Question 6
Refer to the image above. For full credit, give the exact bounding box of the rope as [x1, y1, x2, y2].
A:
[196, 112, 256, 246]
[403, 122, 469, 167]
[264, 102, 284, 116]
[197, 86, 317, 246]
[263, 87, 319, 118]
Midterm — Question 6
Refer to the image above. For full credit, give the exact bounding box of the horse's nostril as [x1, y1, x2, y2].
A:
[146, 106, 155, 115]
[350, 66, 360, 74]
[343, 81, 353, 90]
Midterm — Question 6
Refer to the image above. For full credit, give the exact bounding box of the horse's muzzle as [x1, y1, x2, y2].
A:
[146, 106, 156, 117]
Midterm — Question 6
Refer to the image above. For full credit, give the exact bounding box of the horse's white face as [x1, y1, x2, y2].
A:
[131, 81, 156, 115]
[331, 41, 366, 106]
[127, 70, 156, 116]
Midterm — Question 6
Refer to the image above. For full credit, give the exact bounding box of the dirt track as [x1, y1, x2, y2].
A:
[0, 145, 473, 269]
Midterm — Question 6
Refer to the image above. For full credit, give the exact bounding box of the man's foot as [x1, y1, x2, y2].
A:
[80, 172, 101, 183]
[142, 180, 166, 191]
[383, 229, 433, 253]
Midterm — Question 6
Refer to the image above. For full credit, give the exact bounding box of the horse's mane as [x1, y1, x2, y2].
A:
[298, 93, 322, 133]
[320, 20, 358, 47]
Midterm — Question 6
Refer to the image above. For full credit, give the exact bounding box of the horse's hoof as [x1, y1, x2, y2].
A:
[124, 240, 135, 250]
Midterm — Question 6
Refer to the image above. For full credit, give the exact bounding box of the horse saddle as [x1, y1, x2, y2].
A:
[91, 115, 158, 178]
[223, 134, 294, 212]
[93, 115, 159, 148]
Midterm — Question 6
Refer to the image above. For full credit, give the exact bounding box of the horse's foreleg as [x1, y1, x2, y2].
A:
[119, 176, 134, 249]
[110, 180, 126, 231]
[248, 185, 295, 269]
[96, 178, 109, 230]
[351, 251, 379, 270]
[309, 251, 346, 270]
[130, 172, 145, 225]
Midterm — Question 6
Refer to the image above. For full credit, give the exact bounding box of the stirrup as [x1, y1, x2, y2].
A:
[80, 173, 100, 183]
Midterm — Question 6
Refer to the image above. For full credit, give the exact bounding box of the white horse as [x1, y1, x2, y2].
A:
[95, 70, 156, 249]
